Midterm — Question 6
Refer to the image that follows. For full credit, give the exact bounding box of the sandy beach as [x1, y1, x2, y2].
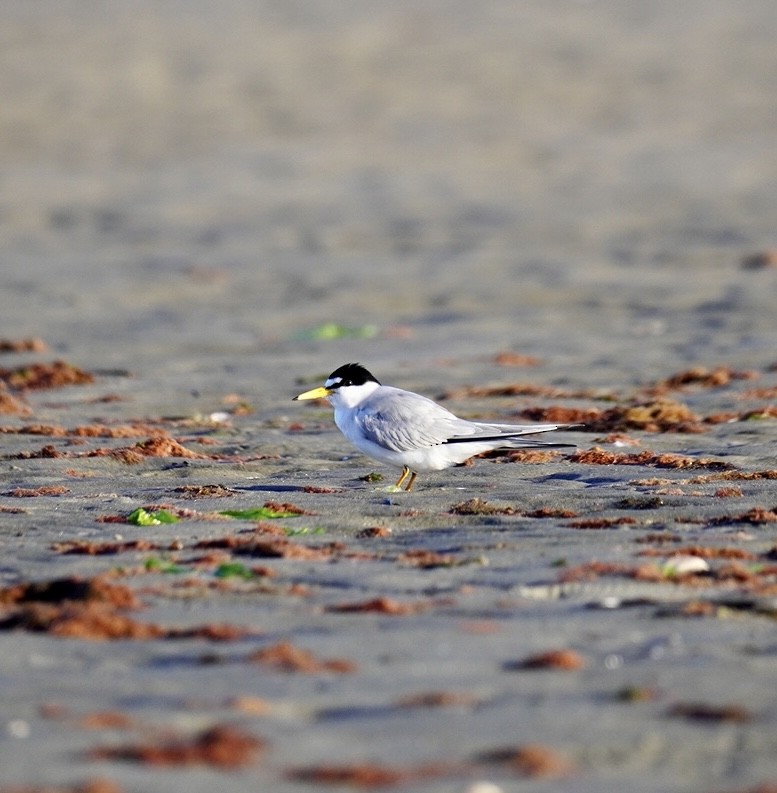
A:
[1, 2, 777, 791]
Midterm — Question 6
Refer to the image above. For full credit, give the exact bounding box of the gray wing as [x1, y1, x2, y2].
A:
[355, 387, 573, 452]
[354, 387, 569, 452]
[355, 388, 474, 452]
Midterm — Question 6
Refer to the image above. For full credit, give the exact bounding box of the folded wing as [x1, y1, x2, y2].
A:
[355, 388, 571, 452]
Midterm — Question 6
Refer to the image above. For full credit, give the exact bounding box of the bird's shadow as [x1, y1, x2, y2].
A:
[541, 472, 631, 488]
[236, 484, 312, 493]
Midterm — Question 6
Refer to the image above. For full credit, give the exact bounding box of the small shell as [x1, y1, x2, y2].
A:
[465, 783, 504, 793]
[663, 555, 710, 575]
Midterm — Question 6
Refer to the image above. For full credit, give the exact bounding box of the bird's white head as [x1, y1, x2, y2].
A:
[293, 363, 381, 408]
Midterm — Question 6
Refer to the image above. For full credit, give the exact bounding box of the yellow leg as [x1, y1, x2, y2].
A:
[394, 466, 411, 489]
[404, 471, 417, 491]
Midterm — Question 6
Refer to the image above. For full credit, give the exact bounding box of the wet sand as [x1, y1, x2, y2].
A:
[1, 1, 777, 791]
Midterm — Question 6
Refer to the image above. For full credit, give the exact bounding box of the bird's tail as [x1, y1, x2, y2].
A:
[443, 422, 582, 447]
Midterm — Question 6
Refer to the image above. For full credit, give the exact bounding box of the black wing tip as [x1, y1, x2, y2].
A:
[443, 423, 583, 446]
[443, 436, 577, 448]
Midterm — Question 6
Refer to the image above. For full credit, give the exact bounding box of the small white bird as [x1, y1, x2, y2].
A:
[293, 363, 577, 490]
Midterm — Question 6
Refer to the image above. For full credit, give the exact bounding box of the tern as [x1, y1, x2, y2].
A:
[293, 363, 577, 490]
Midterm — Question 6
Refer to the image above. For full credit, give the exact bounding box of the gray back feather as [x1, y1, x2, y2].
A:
[355, 388, 471, 452]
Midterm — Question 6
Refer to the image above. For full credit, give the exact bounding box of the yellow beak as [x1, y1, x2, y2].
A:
[293, 385, 332, 401]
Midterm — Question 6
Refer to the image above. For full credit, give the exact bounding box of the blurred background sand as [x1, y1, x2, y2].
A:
[2, 0, 776, 390]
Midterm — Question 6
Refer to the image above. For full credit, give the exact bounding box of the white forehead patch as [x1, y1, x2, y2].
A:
[325, 376, 343, 389]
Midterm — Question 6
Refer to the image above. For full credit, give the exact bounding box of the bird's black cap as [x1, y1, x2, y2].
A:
[326, 363, 380, 387]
